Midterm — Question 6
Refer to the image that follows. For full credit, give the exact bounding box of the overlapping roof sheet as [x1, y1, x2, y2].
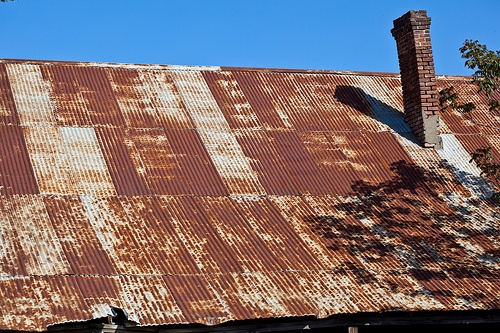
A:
[0, 59, 499, 331]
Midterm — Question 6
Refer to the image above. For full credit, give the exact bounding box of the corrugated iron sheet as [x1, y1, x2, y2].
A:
[0, 59, 499, 332]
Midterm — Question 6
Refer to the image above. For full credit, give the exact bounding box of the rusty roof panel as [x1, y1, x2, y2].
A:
[266, 130, 333, 195]
[0, 198, 28, 276]
[60, 126, 116, 196]
[160, 196, 246, 274]
[438, 134, 494, 198]
[42, 195, 116, 275]
[233, 130, 301, 195]
[142, 70, 196, 129]
[0, 64, 19, 125]
[193, 196, 285, 272]
[107, 68, 164, 129]
[437, 78, 500, 135]
[162, 274, 229, 325]
[119, 275, 187, 326]
[1, 60, 500, 331]
[0, 277, 47, 331]
[163, 129, 229, 196]
[94, 126, 151, 195]
[119, 196, 200, 275]
[72, 66, 126, 127]
[40, 65, 93, 126]
[0, 125, 39, 195]
[231, 71, 293, 130]
[127, 128, 189, 195]
[3, 195, 70, 276]
[202, 71, 262, 130]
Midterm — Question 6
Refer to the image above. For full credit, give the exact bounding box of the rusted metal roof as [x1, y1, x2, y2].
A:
[0, 59, 499, 331]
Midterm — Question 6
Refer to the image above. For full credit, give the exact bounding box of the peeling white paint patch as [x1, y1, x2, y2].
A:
[60, 127, 116, 196]
[22, 125, 77, 194]
[89, 303, 114, 319]
[139, 70, 193, 128]
[6, 64, 57, 125]
[5, 196, 70, 275]
[438, 134, 493, 198]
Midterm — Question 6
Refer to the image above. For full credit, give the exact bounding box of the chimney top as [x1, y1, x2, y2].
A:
[392, 10, 443, 149]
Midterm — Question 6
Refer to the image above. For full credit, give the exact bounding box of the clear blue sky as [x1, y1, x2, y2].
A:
[1, 0, 498, 75]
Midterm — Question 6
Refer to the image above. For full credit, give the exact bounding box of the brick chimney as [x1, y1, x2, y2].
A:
[391, 10, 443, 149]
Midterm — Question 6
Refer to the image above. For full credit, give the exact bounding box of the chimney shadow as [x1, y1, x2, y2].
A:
[334, 85, 496, 199]
[334, 85, 419, 145]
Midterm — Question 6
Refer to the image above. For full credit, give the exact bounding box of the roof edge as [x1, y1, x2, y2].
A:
[0, 58, 473, 79]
